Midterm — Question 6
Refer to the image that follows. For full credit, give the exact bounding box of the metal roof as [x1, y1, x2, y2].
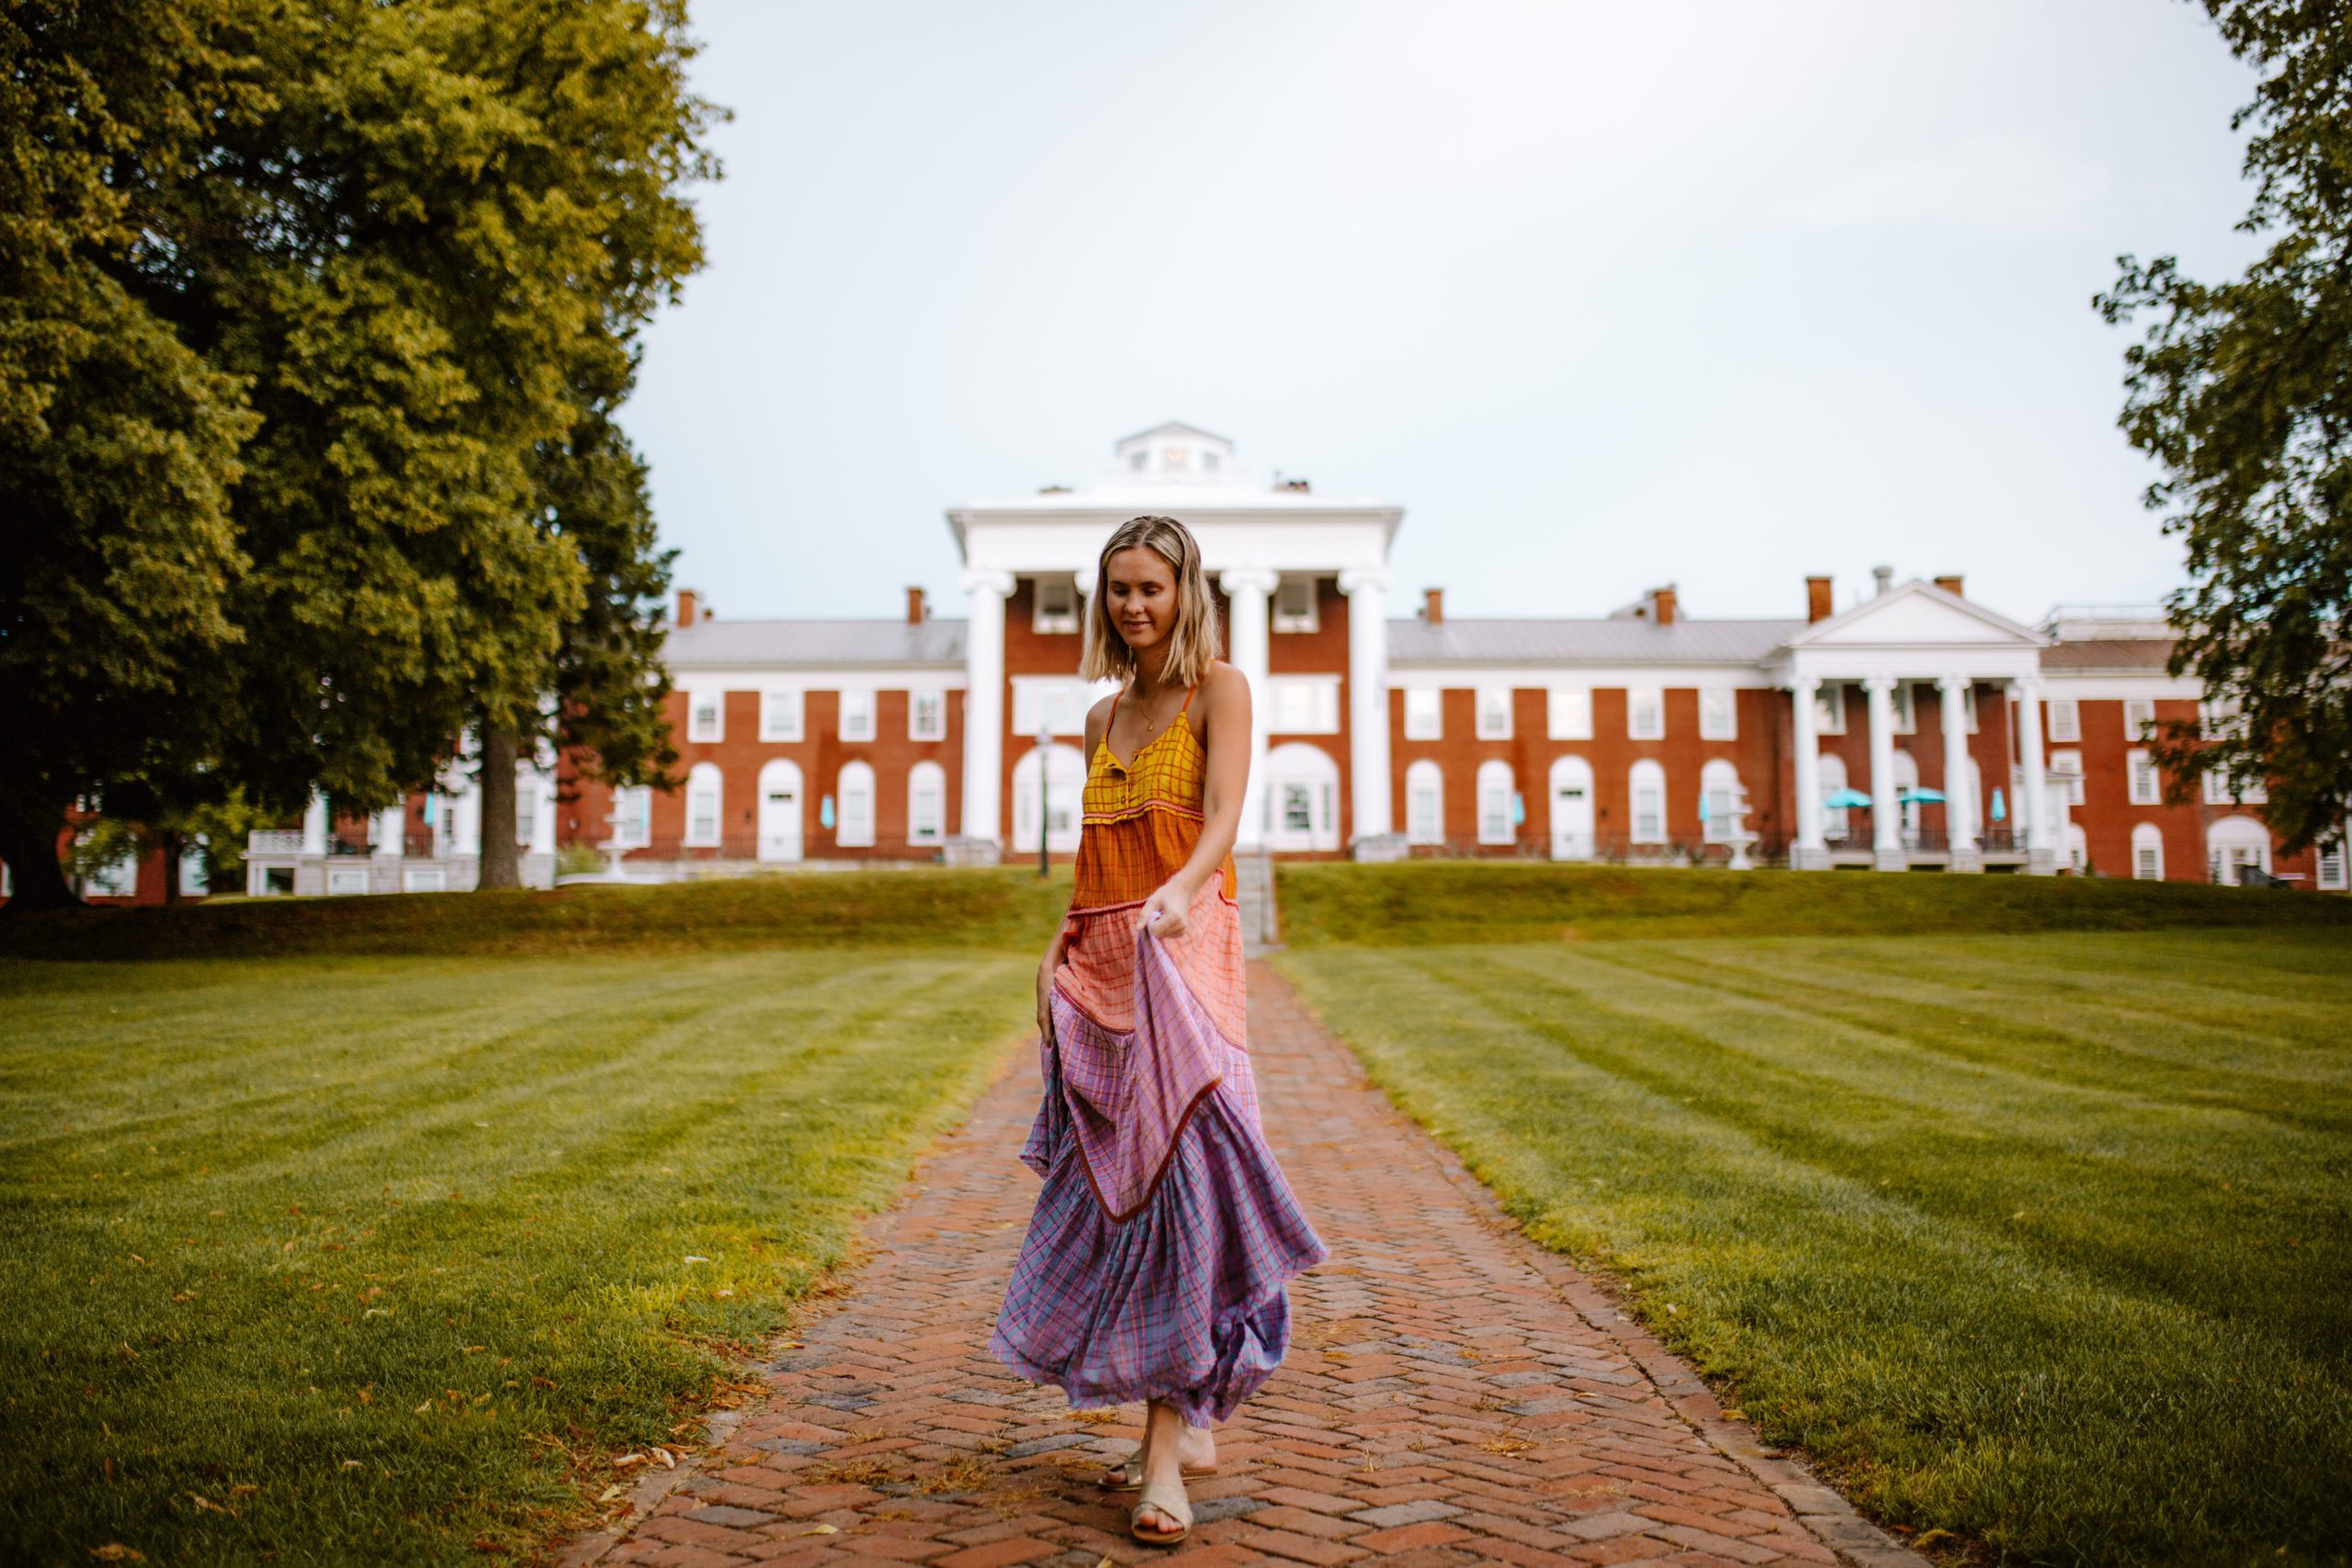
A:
[1387, 617, 1806, 666]
[667, 618, 967, 669]
[2039, 637, 2177, 671]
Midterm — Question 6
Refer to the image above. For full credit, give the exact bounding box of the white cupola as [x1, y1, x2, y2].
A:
[1111, 421, 1237, 483]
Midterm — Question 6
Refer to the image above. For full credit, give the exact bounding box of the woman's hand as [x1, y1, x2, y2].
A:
[1135, 880, 1193, 939]
[1035, 954, 1057, 1042]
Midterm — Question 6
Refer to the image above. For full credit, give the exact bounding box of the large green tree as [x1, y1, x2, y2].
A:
[2, 0, 715, 907]
[2098, 0, 2352, 853]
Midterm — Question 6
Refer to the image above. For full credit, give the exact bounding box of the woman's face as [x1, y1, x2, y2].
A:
[1103, 547, 1179, 654]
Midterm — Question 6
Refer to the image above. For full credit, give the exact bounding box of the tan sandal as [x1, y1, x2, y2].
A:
[1130, 1479, 1192, 1546]
[1102, 1453, 1219, 1492]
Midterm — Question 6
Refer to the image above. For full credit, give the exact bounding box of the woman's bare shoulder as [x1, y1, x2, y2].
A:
[1083, 689, 1120, 750]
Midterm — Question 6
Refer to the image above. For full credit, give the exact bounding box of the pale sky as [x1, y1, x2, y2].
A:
[627, 0, 2267, 628]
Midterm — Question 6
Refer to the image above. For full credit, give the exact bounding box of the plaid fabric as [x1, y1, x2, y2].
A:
[993, 967, 1326, 1424]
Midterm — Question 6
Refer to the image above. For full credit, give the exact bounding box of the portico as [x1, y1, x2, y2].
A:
[1775, 579, 2052, 874]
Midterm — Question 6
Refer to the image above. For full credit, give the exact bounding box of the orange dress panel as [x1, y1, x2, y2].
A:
[1052, 698, 1246, 1050]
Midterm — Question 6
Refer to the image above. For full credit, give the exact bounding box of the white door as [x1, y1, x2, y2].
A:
[1550, 756, 1595, 860]
[758, 760, 803, 863]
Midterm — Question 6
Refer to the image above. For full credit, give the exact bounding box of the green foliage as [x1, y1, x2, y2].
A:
[1272, 861, 2352, 946]
[2098, 2, 2352, 852]
[1281, 929, 2352, 1563]
[0, 1, 719, 904]
[0, 946, 1035, 1562]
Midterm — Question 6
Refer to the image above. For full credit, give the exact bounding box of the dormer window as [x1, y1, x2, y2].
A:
[1202, 452, 1220, 471]
[1272, 576, 1318, 633]
[1162, 447, 1190, 471]
[1033, 576, 1080, 635]
[1129, 450, 1147, 471]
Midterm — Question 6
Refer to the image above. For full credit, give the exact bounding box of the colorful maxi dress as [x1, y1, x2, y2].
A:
[990, 685, 1328, 1426]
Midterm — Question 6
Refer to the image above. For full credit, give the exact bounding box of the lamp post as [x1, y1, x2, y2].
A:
[1036, 722, 1053, 877]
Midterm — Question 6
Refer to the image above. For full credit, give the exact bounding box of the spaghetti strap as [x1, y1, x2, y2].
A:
[1178, 682, 1198, 716]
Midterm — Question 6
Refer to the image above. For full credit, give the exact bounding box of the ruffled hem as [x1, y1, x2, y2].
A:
[990, 1065, 1327, 1426]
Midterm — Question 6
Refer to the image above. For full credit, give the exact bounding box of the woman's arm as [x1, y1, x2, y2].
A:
[1134, 662, 1250, 936]
[1037, 694, 1119, 1036]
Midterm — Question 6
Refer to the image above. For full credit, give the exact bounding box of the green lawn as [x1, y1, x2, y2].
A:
[1276, 928, 2352, 1566]
[0, 941, 1035, 1565]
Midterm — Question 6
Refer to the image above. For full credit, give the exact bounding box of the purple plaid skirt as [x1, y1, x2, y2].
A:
[990, 930, 1326, 1426]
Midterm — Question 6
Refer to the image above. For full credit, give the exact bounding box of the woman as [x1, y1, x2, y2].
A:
[989, 514, 1328, 1547]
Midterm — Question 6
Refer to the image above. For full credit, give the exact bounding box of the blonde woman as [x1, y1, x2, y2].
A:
[989, 515, 1327, 1546]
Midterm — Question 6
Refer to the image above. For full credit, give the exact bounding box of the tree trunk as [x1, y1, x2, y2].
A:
[477, 726, 522, 890]
[0, 807, 82, 912]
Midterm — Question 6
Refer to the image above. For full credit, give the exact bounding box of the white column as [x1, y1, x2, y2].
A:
[1222, 568, 1277, 852]
[1791, 677, 1825, 869]
[374, 805, 405, 860]
[1938, 674, 1979, 869]
[1863, 675, 1903, 871]
[2016, 674, 2053, 874]
[1338, 570, 1394, 852]
[959, 570, 1014, 852]
[300, 791, 329, 857]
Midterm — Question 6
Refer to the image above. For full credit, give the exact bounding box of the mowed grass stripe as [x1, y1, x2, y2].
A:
[0, 949, 1034, 1566]
[1277, 933, 2352, 1565]
[1577, 939, 2351, 1132]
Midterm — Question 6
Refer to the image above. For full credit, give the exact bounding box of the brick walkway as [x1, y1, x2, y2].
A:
[566, 964, 1926, 1568]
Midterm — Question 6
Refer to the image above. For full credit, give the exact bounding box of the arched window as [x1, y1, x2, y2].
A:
[1012, 743, 1086, 854]
[1701, 759, 1741, 843]
[2131, 822, 2165, 881]
[1476, 759, 1516, 846]
[1405, 759, 1444, 846]
[1818, 753, 1849, 840]
[907, 760, 947, 846]
[2064, 821, 2088, 874]
[1265, 742, 1342, 852]
[1891, 750, 1921, 836]
[684, 761, 723, 848]
[1629, 759, 1667, 845]
[837, 761, 876, 849]
[2207, 815, 2270, 885]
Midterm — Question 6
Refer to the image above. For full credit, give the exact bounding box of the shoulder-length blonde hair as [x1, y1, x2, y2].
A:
[1080, 515, 1222, 688]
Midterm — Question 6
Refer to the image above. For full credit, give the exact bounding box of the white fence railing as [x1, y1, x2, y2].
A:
[246, 830, 306, 855]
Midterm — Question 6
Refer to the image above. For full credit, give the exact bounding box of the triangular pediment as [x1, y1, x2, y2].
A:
[1786, 580, 2044, 649]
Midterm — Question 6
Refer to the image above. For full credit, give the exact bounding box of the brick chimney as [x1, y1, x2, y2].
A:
[1934, 574, 1964, 598]
[1423, 588, 1444, 625]
[1650, 583, 1678, 626]
[1805, 576, 1834, 623]
[906, 585, 927, 625]
[676, 588, 699, 628]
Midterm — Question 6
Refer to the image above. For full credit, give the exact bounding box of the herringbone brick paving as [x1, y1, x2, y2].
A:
[567, 964, 1927, 1568]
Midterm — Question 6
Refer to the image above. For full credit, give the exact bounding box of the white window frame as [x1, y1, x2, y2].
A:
[1629, 760, 1668, 844]
[1815, 682, 1847, 736]
[514, 782, 539, 847]
[1701, 759, 1741, 843]
[2050, 750, 2085, 807]
[1476, 759, 1516, 845]
[1032, 576, 1080, 635]
[1272, 575, 1319, 633]
[1958, 683, 1980, 734]
[1699, 688, 1736, 741]
[1546, 687, 1592, 740]
[2049, 698, 2081, 743]
[836, 761, 876, 848]
[2318, 837, 2347, 892]
[909, 689, 945, 742]
[2127, 748, 2159, 806]
[687, 691, 724, 744]
[613, 785, 652, 848]
[908, 761, 946, 845]
[1890, 682, 1917, 735]
[2204, 765, 2266, 806]
[1476, 687, 1514, 740]
[1627, 688, 1665, 741]
[1403, 687, 1442, 742]
[684, 763, 723, 848]
[838, 690, 876, 744]
[1012, 678, 1102, 740]
[1817, 753, 1850, 841]
[1268, 677, 1340, 735]
[760, 689, 804, 742]
[1405, 759, 1444, 845]
[2132, 823, 2165, 882]
[2125, 698, 2156, 741]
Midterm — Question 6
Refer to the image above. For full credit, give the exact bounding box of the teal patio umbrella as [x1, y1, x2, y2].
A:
[1898, 786, 1947, 804]
[1823, 787, 1873, 808]
[1990, 787, 2007, 822]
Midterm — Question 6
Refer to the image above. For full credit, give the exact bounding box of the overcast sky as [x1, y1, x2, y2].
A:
[626, 0, 2267, 628]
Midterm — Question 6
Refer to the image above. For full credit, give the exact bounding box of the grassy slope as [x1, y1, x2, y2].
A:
[0, 868, 1074, 962]
[0, 943, 1036, 1565]
[1276, 929, 2352, 1566]
[1275, 860, 2352, 946]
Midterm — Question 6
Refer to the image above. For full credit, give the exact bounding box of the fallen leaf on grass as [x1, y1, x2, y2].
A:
[650, 1448, 675, 1469]
[90, 1548, 143, 1562]
[189, 1495, 235, 1517]
[612, 1454, 644, 1468]
[340, 1461, 361, 1470]
[229, 1485, 257, 1499]
[597, 1484, 625, 1504]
